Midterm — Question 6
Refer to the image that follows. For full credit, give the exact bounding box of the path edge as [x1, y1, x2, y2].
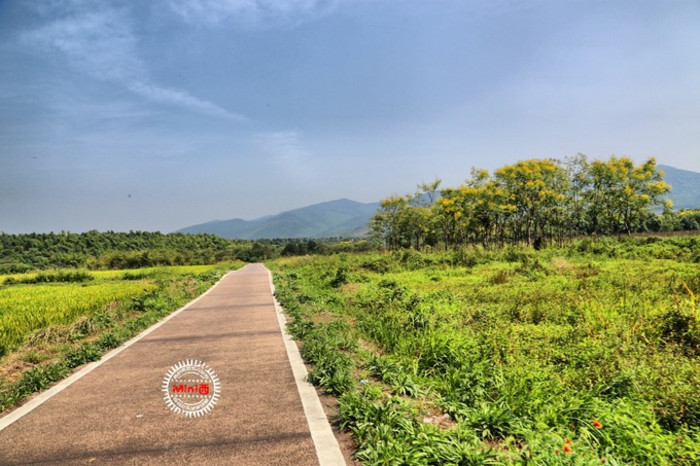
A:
[0, 267, 241, 431]
[266, 266, 347, 466]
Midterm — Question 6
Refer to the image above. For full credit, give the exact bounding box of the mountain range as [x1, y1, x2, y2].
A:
[177, 164, 700, 239]
[177, 198, 380, 239]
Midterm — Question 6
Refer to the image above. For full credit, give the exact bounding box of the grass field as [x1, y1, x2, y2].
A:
[0, 281, 157, 355]
[269, 236, 699, 464]
[0, 262, 242, 412]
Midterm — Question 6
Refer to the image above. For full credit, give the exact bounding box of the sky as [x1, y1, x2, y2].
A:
[1, 0, 699, 234]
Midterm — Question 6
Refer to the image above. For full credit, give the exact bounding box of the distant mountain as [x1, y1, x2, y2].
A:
[660, 165, 700, 210]
[177, 199, 380, 239]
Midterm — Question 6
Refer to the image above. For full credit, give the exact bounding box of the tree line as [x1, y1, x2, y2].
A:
[0, 231, 243, 272]
[0, 231, 379, 272]
[371, 155, 698, 250]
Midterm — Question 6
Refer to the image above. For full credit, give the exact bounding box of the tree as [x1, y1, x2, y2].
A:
[370, 196, 408, 249]
[563, 153, 591, 237]
[585, 156, 670, 235]
[493, 159, 568, 245]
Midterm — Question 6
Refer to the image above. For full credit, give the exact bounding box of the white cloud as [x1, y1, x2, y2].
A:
[127, 82, 246, 122]
[21, 1, 243, 121]
[24, 6, 144, 82]
[164, 0, 339, 27]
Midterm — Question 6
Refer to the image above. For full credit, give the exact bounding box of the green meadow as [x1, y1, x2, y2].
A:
[269, 236, 699, 464]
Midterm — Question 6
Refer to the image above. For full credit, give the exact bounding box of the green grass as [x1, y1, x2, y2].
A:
[0, 264, 222, 283]
[0, 281, 157, 355]
[269, 236, 699, 465]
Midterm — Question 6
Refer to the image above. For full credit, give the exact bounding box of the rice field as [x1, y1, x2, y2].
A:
[0, 281, 156, 355]
[0, 264, 230, 357]
[0, 264, 219, 283]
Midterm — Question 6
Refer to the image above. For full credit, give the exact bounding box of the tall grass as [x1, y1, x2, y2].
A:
[0, 282, 156, 356]
[269, 237, 700, 464]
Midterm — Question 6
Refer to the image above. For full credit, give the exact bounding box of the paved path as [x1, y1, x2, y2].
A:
[0, 264, 343, 465]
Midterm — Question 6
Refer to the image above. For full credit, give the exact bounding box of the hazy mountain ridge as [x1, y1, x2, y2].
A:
[177, 198, 380, 239]
[659, 164, 700, 210]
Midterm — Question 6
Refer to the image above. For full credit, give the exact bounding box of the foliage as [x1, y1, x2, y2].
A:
[0, 231, 246, 271]
[370, 181, 442, 250]
[269, 236, 700, 464]
[0, 231, 384, 272]
[586, 156, 670, 235]
[372, 155, 679, 249]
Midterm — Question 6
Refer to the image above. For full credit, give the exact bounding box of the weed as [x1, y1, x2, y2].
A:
[268, 238, 700, 464]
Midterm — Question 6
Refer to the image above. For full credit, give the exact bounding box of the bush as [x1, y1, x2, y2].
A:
[330, 266, 349, 288]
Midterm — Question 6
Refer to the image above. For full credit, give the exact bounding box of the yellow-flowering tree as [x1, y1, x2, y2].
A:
[585, 156, 670, 235]
[493, 159, 568, 245]
[371, 155, 674, 249]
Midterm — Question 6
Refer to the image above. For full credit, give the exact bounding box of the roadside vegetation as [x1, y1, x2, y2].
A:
[0, 262, 242, 412]
[269, 235, 699, 464]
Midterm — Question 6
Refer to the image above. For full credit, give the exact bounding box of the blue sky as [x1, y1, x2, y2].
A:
[1, 0, 699, 233]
